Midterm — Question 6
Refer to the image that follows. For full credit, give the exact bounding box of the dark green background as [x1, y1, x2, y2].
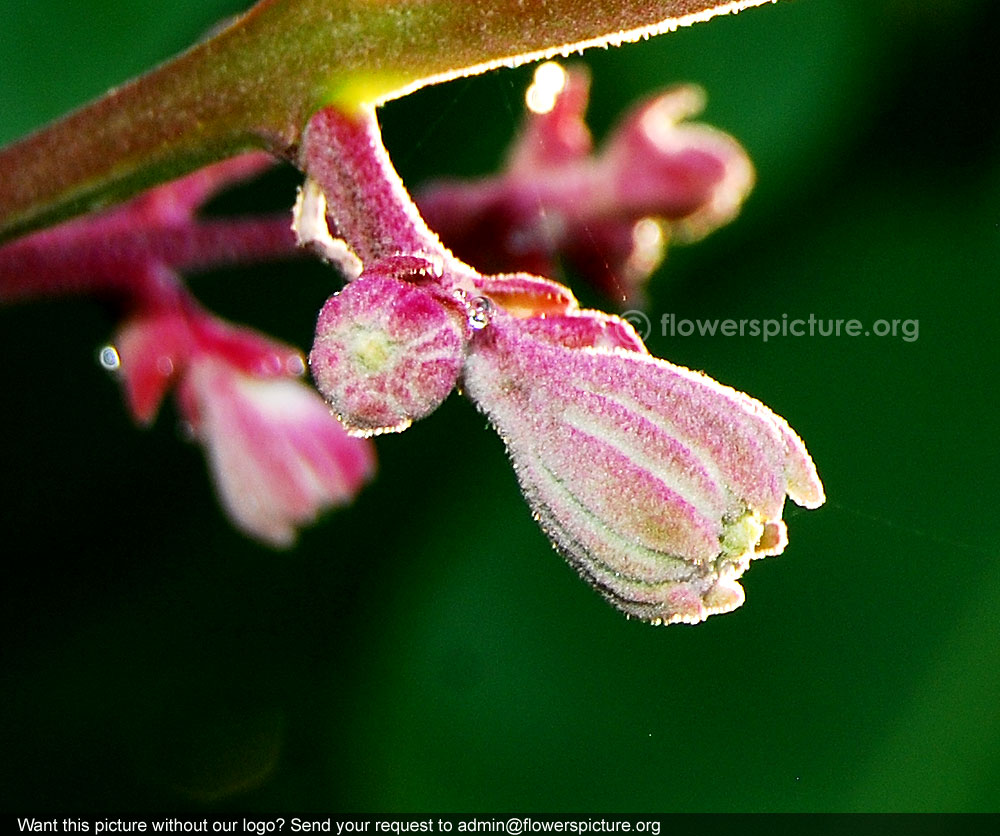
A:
[1, 0, 997, 813]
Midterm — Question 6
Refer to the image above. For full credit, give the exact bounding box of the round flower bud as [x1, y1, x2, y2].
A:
[310, 269, 467, 435]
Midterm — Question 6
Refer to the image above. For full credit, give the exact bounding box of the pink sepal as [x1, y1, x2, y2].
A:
[189, 310, 306, 379]
[113, 310, 191, 425]
[471, 272, 577, 318]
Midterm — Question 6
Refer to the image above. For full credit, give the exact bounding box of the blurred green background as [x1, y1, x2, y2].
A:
[1, 0, 998, 813]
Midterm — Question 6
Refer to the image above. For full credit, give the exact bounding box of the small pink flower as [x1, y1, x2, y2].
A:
[418, 63, 754, 303]
[111, 300, 375, 547]
[462, 308, 823, 625]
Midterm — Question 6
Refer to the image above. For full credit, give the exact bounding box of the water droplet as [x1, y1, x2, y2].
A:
[286, 355, 306, 377]
[468, 297, 493, 330]
[98, 345, 121, 371]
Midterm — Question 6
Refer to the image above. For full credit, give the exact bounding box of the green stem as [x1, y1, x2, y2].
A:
[0, 0, 774, 242]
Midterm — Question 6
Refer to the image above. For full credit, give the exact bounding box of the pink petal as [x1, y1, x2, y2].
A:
[191, 311, 306, 379]
[508, 63, 594, 171]
[515, 310, 647, 352]
[417, 67, 754, 305]
[182, 357, 375, 547]
[604, 85, 755, 238]
[471, 272, 577, 318]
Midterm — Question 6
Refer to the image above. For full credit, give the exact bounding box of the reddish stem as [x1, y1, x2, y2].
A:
[0, 215, 296, 307]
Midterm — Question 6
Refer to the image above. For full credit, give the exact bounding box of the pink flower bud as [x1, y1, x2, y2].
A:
[418, 63, 754, 304]
[310, 260, 468, 435]
[108, 295, 375, 546]
[462, 311, 824, 625]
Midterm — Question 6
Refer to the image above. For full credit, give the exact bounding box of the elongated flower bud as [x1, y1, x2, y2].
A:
[462, 311, 824, 625]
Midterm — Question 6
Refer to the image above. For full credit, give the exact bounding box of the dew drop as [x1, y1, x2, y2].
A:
[286, 355, 306, 377]
[98, 345, 121, 371]
[468, 297, 493, 330]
